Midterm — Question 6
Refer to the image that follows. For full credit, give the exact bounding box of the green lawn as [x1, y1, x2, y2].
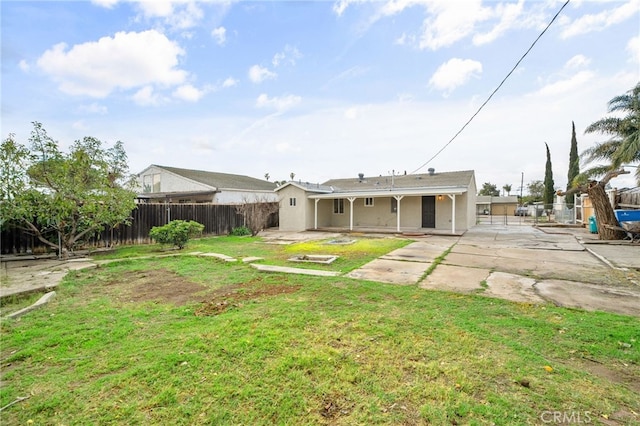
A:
[1, 235, 639, 425]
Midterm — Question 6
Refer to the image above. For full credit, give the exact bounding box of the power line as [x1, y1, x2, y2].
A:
[409, 0, 571, 175]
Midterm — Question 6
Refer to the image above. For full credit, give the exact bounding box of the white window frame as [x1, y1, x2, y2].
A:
[289, 197, 296, 207]
[333, 198, 344, 214]
[364, 197, 374, 207]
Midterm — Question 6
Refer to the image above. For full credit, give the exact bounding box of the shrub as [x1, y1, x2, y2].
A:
[149, 220, 204, 249]
[230, 226, 252, 236]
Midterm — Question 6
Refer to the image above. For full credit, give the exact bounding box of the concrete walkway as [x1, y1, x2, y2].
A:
[348, 224, 640, 317]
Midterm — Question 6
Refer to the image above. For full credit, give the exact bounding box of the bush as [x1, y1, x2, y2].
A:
[230, 226, 251, 236]
[149, 220, 204, 249]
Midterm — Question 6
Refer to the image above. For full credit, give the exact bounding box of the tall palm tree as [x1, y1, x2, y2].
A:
[502, 184, 512, 196]
[583, 82, 640, 184]
[571, 82, 640, 240]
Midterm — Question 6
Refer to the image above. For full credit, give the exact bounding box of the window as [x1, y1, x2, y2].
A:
[333, 198, 344, 214]
[289, 197, 296, 207]
[391, 198, 398, 213]
[143, 173, 161, 193]
[364, 197, 374, 207]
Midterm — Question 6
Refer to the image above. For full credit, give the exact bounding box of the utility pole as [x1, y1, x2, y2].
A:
[520, 172, 524, 204]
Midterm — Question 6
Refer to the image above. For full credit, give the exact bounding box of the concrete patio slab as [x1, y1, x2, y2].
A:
[346, 258, 428, 285]
[484, 272, 545, 304]
[420, 264, 489, 293]
[535, 279, 640, 317]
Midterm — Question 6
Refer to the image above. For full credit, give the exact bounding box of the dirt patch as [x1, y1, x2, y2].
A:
[577, 358, 640, 394]
[195, 276, 301, 316]
[104, 269, 208, 306]
[319, 393, 354, 419]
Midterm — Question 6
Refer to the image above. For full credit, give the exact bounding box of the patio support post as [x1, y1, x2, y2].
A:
[314, 199, 319, 229]
[448, 194, 456, 234]
[347, 197, 356, 231]
[394, 195, 404, 232]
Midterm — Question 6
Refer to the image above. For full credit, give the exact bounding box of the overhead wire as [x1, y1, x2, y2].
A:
[408, 0, 571, 175]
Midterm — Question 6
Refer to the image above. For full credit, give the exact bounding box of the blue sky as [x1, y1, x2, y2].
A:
[2, 0, 639, 192]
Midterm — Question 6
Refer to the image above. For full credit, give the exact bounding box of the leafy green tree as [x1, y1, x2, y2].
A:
[559, 83, 639, 239]
[1, 122, 137, 256]
[543, 143, 555, 212]
[149, 220, 204, 249]
[478, 182, 499, 196]
[526, 180, 544, 201]
[502, 184, 512, 196]
[565, 121, 580, 208]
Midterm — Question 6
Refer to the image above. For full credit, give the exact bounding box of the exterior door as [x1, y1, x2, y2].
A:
[422, 196, 436, 228]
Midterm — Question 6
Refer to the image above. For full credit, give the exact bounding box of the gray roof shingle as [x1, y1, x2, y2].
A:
[158, 165, 277, 191]
[323, 170, 474, 192]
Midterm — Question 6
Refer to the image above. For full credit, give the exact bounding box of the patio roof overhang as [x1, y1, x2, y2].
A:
[308, 186, 468, 199]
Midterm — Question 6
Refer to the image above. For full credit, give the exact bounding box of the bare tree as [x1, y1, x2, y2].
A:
[234, 196, 280, 236]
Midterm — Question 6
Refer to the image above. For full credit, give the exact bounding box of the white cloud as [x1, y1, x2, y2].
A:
[248, 65, 277, 84]
[533, 71, 595, 97]
[37, 30, 187, 98]
[429, 58, 482, 94]
[275, 142, 300, 153]
[419, 1, 492, 50]
[255, 93, 301, 111]
[272, 45, 302, 67]
[560, 0, 640, 39]
[211, 26, 226, 45]
[19, 60, 30, 72]
[78, 102, 108, 115]
[345, 107, 360, 120]
[222, 77, 238, 88]
[565, 54, 591, 69]
[628, 36, 640, 64]
[333, 0, 368, 17]
[322, 65, 370, 90]
[91, 0, 120, 8]
[173, 84, 205, 102]
[472, 0, 524, 46]
[132, 85, 165, 106]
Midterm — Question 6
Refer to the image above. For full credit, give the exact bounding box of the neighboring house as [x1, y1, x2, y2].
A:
[475, 196, 519, 215]
[137, 165, 277, 204]
[276, 169, 477, 234]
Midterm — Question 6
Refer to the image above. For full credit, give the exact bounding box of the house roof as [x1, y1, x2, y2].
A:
[323, 170, 475, 192]
[149, 165, 277, 191]
[275, 181, 334, 193]
[276, 170, 476, 199]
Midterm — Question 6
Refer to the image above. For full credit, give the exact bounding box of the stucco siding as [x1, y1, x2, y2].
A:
[278, 186, 307, 231]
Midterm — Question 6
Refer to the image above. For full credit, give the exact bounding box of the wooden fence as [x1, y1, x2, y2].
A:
[1, 203, 279, 255]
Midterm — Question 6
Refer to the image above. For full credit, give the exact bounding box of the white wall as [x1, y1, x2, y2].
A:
[138, 165, 210, 193]
[278, 186, 308, 231]
[213, 190, 278, 204]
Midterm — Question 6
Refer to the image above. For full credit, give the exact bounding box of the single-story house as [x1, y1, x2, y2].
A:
[476, 196, 519, 215]
[276, 169, 477, 234]
[137, 165, 278, 204]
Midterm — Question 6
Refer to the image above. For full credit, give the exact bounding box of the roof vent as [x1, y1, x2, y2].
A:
[358, 173, 364, 182]
[428, 168, 435, 176]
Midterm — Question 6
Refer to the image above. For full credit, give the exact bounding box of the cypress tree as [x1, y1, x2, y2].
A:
[566, 121, 580, 208]
[543, 142, 555, 213]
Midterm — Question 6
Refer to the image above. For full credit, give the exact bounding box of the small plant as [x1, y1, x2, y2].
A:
[149, 220, 204, 249]
[230, 226, 251, 236]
